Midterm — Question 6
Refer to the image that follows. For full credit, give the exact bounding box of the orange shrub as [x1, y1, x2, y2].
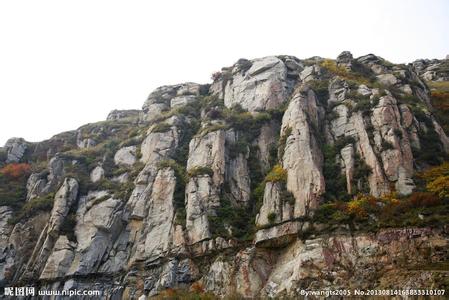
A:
[346, 199, 367, 218]
[265, 164, 287, 183]
[408, 192, 440, 208]
[427, 176, 449, 199]
[163, 288, 176, 297]
[190, 282, 205, 294]
[0, 163, 31, 179]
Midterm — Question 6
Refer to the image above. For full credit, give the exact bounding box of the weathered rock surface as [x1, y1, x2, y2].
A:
[4, 137, 27, 163]
[1, 53, 449, 299]
[281, 87, 325, 217]
[261, 227, 449, 297]
[213, 56, 289, 111]
[90, 165, 105, 183]
[142, 83, 201, 121]
[107, 109, 141, 121]
[40, 236, 75, 279]
[114, 146, 137, 166]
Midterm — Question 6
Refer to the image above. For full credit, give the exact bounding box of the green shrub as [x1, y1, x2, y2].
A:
[253, 112, 271, 124]
[127, 128, 140, 138]
[88, 178, 116, 191]
[353, 153, 372, 194]
[59, 212, 77, 242]
[91, 195, 110, 206]
[201, 95, 225, 111]
[352, 96, 372, 114]
[414, 125, 448, 166]
[157, 159, 188, 227]
[365, 124, 375, 140]
[281, 190, 295, 205]
[268, 143, 278, 167]
[129, 161, 145, 179]
[227, 139, 248, 159]
[267, 212, 277, 224]
[381, 140, 395, 151]
[199, 84, 210, 96]
[197, 124, 228, 136]
[9, 193, 55, 224]
[393, 128, 403, 139]
[175, 100, 202, 118]
[322, 144, 349, 201]
[308, 80, 330, 105]
[278, 127, 292, 159]
[114, 181, 134, 200]
[327, 110, 340, 121]
[237, 58, 252, 73]
[187, 166, 214, 178]
[334, 136, 356, 152]
[0, 149, 6, 162]
[171, 119, 200, 166]
[267, 102, 288, 121]
[320, 59, 371, 85]
[0, 165, 30, 208]
[209, 195, 254, 240]
[313, 203, 339, 223]
[151, 123, 172, 133]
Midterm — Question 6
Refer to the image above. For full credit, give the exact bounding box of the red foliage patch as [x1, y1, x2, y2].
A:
[0, 163, 31, 179]
[407, 192, 440, 208]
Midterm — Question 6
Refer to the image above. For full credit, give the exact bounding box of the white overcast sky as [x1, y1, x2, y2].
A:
[0, 0, 448, 145]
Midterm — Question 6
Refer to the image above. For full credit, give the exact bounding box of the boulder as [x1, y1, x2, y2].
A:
[221, 56, 288, 111]
[114, 146, 137, 166]
[90, 166, 104, 183]
[40, 236, 75, 279]
[4, 137, 27, 163]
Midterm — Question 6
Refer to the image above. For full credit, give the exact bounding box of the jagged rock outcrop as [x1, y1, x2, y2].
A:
[211, 56, 303, 111]
[69, 195, 123, 275]
[281, 87, 325, 217]
[114, 146, 137, 166]
[4, 138, 27, 163]
[1, 52, 449, 299]
[107, 109, 141, 121]
[133, 167, 178, 262]
[26, 155, 65, 201]
[141, 83, 202, 122]
[186, 130, 226, 244]
[90, 165, 104, 183]
[20, 178, 78, 281]
[40, 236, 75, 279]
[260, 227, 449, 297]
[256, 182, 292, 227]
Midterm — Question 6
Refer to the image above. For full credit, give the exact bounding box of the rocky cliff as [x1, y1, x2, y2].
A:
[1, 52, 449, 299]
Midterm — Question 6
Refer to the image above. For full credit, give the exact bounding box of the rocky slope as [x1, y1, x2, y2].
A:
[1, 52, 449, 299]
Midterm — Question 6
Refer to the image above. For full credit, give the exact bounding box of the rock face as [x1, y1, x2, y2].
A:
[261, 227, 449, 297]
[114, 146, 137, 166]
[1, 52, 449, 298]
[90, 165, 104, 182]
[281, 87, 325, 217]
[20, 178, 78, 282]
[40, 236, 75, 279]
[141, 83, 202, 122]
[4, 137, 27, 163]
[221, 56, 288, 111]
[107, 109, 140, 121]
[186, 130, 225, 244]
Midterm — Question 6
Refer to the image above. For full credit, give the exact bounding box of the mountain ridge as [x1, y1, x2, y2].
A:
[1, 51, 449, 299]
